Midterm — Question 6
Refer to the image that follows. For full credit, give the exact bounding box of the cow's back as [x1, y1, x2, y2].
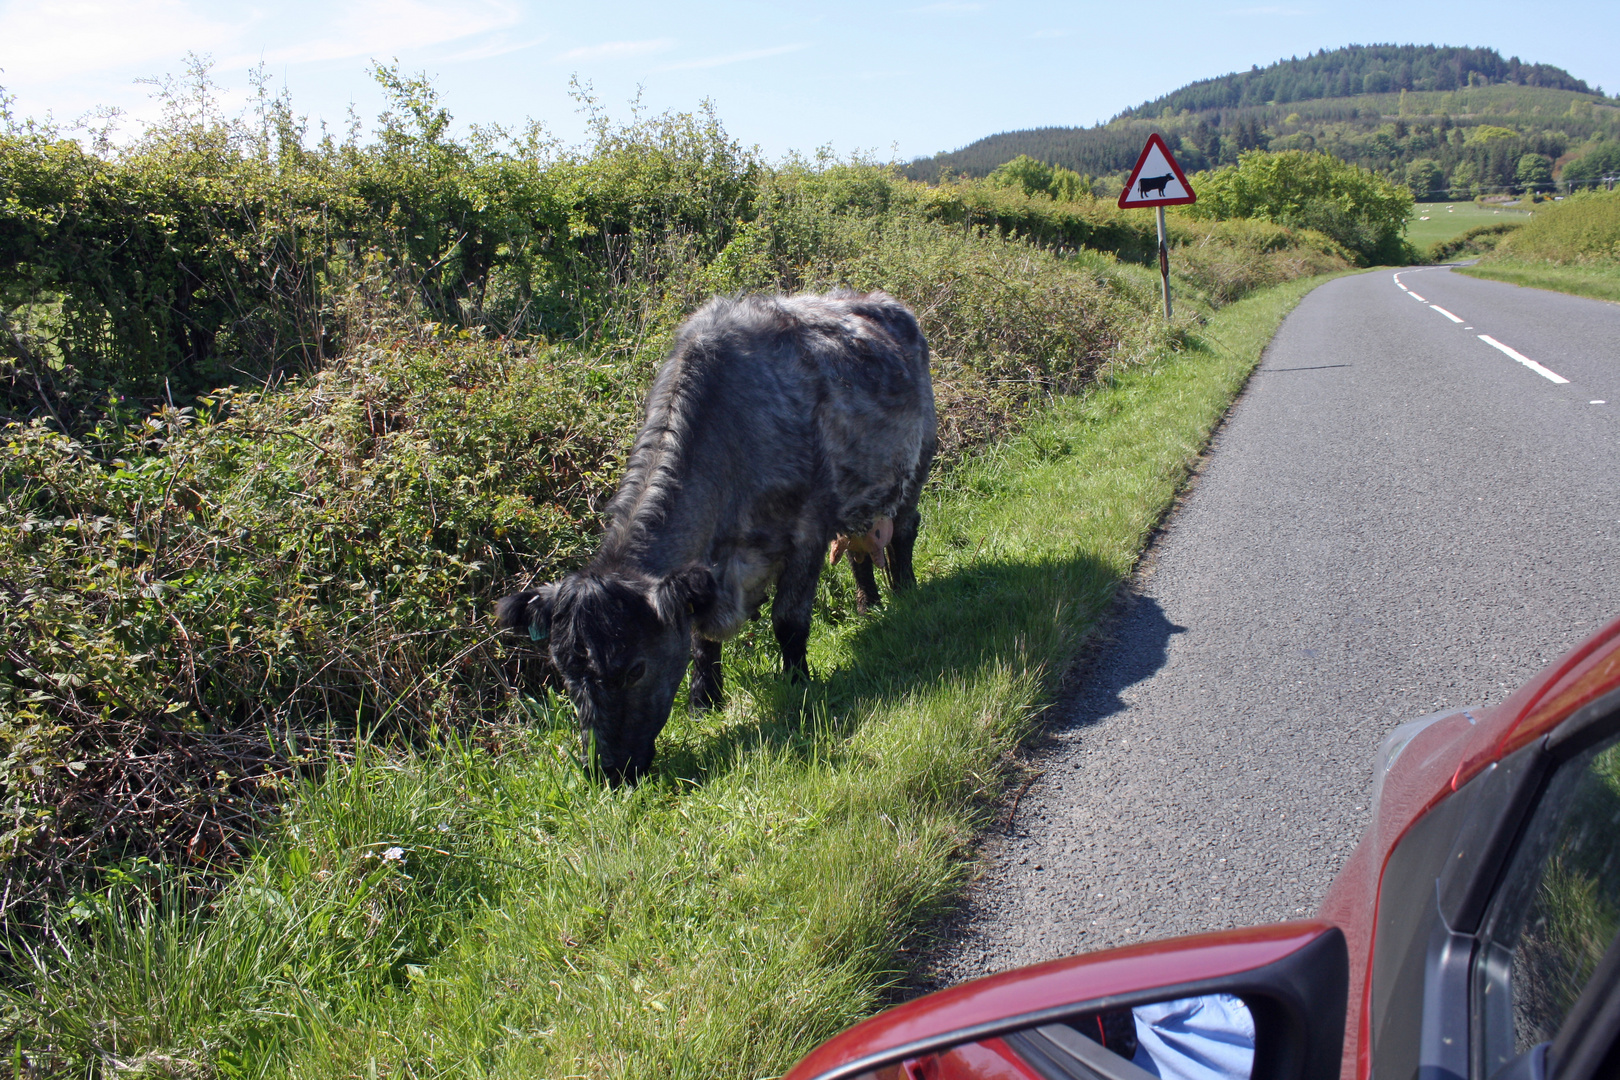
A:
[600, 291, 935, 632]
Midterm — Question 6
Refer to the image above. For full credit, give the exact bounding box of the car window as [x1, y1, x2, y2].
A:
[1473, 733, 1620, 1076]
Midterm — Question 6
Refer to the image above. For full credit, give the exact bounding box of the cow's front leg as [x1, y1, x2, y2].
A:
[690, 633, 723, 712]
[773, 547, 822, 682]
[886, 506, 922, 592]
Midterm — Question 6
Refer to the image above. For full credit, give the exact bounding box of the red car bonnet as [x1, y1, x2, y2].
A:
[1320, 614, 1620, 1080]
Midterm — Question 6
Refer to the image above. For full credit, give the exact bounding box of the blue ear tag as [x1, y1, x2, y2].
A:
[529, 623, 548, 642]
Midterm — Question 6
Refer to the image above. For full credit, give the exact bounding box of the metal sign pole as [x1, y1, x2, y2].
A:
[1156, 204, 1172, 320]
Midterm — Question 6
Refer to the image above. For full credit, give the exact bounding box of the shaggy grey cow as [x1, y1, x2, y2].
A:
[497, 290, 937, 783]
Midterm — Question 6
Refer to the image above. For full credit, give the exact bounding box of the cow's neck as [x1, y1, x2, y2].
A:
[598, 426, 723, 580]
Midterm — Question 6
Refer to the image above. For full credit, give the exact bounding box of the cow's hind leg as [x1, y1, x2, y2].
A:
[849, 555, 882, 615]
[773, 546, 822, 682]
[886, 505, 922, 592]
[690, 633, 723, 712]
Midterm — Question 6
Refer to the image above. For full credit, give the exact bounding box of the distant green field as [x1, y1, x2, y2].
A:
[1406, 201, 1533, 254]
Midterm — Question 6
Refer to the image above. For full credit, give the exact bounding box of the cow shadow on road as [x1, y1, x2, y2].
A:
[652, 548, 1130, 785]
[1050, 592, 1187, 734]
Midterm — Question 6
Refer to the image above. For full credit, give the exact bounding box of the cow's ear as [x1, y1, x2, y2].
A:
[656, 565, 717, 625]
[495, 585, 558, 642]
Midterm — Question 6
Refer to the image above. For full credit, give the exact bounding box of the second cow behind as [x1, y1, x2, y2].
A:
[497, 290, 938, 783]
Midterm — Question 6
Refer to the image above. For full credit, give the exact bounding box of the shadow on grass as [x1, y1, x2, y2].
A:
[652, 548, 1121, 786]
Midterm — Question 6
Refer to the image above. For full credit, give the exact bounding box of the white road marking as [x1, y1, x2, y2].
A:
[1593, 400, 1608, 405]
[1430, 305, 1465, 323]
[1478, 335, 1570, 384]
[1398, 283, 1409, 291]
[1409, 292, 1427, 302]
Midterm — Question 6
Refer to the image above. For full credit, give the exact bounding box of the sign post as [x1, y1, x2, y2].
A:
[1117, 133, 1196, 321]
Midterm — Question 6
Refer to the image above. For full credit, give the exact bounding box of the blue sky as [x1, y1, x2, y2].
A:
[2, 0, 1617, 161]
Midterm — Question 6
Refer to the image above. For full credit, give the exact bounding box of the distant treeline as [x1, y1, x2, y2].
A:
[1116, 44, 1594, 118]
[905, 46, 1620, 201]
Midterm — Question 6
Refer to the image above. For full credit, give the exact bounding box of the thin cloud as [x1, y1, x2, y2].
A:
[0, 0, 244, 82]
[558, 39, 676, 62]
[655, 43, 809, 72]
[445, 33, 549, 63]
[263, 0, 522, 65]
[906, 2, 983, 13]
[1226, 5, 1310, 14]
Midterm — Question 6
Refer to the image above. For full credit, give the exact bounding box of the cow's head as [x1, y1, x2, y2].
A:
[496, 566, 716, 784]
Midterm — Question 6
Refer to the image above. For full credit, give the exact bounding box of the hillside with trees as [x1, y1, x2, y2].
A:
[907, 45, 1620, 200]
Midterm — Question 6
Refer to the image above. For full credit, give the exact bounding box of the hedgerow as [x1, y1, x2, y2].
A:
[1491, 188, 1620, 264]
[0, 64, 1351, 939]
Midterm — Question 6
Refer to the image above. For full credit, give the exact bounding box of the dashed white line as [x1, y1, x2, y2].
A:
[1393, 277, 1572, 389]
[1478, 335, 1570, 384]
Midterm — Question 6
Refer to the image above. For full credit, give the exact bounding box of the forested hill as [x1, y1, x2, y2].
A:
[1117, 45, 1592, 119]
[905, 45, 1620, 198]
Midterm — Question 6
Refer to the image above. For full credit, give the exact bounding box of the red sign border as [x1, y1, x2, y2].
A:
[1118, 132, 1197, 209]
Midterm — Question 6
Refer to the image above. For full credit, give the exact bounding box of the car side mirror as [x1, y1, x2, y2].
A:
[861, 992, 1258, 1080]
[786, 923, 1347, 1080]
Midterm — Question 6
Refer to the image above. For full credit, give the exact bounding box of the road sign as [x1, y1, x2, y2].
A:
[1118, 133, 1195, 321]
[1117, 133, 1196, 209]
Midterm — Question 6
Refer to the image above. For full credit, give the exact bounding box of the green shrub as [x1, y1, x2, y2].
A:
[1490, 189, 1620, 264]
[1187, 149, 1416, 264]
[1169, 218, 1352, 305]
[986, 155, 1091, 201]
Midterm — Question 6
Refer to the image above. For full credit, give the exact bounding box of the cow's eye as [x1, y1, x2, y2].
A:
[624, 660, 647, 686]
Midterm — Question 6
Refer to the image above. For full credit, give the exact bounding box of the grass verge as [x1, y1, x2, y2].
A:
[1453, 259, 1620, 304]
[2, 271, 1344, 1078]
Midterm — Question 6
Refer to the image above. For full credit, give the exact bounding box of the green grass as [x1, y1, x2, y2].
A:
[1453, 259, 1620, 303]
[3, 272, 1345, 1079]
[1404, 201, 1532, 253]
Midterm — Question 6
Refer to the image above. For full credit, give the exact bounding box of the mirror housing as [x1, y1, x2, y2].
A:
[785, 922, 1347, 1080]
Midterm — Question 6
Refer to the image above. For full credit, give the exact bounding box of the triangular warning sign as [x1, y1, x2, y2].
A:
[1118, 133, 1196, 209]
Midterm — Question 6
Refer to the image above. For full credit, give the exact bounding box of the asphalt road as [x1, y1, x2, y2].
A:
[923, 266, 1620, 988]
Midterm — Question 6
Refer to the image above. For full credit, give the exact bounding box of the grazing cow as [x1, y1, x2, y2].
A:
[496, 291, 937, 783]
[1137, 173, 1175, 198]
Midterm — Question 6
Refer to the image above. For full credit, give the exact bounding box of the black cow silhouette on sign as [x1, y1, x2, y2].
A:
[1137, 173, 1175, 198]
